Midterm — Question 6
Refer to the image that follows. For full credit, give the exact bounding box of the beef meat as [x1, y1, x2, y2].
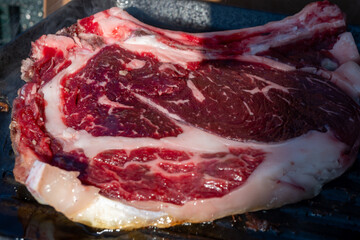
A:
[11, 1, 360, 229]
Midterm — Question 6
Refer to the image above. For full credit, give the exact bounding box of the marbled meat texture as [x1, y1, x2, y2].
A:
[11, 1, 360, 229]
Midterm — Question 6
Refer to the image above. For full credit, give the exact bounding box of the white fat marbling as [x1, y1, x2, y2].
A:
[24, 129, 347, 229]
[25, 4, 358, 229]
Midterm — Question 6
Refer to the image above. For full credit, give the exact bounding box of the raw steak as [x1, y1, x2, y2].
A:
[11, 1, 360, 229]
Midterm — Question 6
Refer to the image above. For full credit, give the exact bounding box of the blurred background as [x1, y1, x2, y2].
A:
[0, 0, 70, 46]
[0, 0, 43, 45]
[0, 0, 359, 47]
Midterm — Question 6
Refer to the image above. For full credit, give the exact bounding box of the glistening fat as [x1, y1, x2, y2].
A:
[11, 1, 360, 229]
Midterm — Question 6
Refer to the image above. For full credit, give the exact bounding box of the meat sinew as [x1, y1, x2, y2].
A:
[11, 1, 360, 229]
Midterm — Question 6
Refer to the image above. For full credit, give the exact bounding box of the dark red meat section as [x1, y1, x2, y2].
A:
[82, 147, 264, 205]
[61, 44, 360, 146]
[78, 15, 103, 35]
[61, 45, 184, 138]
[30, 47, 72, 86]
[12, 84, 52, 164]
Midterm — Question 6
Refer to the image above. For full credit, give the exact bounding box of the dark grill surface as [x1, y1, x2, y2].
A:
[1, 0, 360, 239]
